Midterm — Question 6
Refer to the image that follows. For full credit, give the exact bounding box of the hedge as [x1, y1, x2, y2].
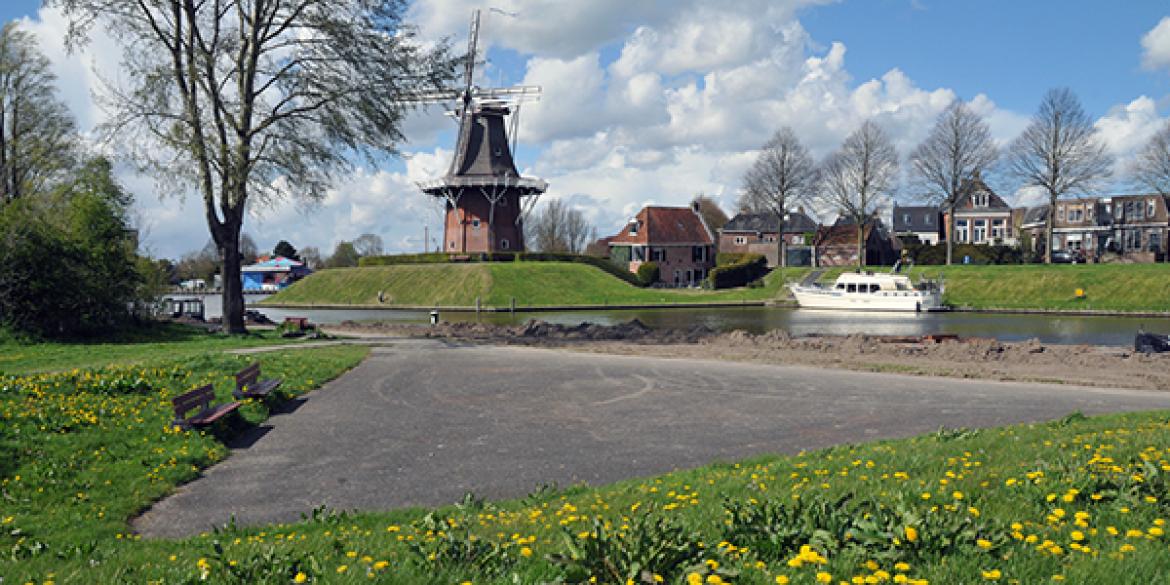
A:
[358, 251, 646, 287]
[715, 252, 762, 267]
[902, 243, 1025, 265]
[705, 254, 768, 289]
[636, 262, 660, 285]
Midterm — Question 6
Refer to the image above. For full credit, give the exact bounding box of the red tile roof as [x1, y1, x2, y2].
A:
[608, 206, 714, 245]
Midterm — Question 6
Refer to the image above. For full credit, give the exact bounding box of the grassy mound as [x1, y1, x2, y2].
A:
[265, 261, 794, 308]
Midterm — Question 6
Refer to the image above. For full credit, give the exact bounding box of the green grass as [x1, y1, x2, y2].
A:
[4, 345, 1168, 585]
[899, 264, 1170, 312]
[0, 324, 299, 375]
[0, 337, 369, 583]
[265, 262, 799, 308]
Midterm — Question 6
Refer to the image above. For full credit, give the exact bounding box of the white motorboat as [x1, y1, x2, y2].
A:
[789, 269, 944, 312]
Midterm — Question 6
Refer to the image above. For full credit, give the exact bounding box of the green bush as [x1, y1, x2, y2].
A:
[716, 252, 761, 267]
[636, 262, 660, 285]
[705, 254, 767, 289]
[903, 243, 1023, 265]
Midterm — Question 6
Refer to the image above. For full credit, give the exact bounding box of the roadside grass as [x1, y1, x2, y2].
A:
[3, 334, 1168, 585]
[0, 342, 369, 583]
[265, 262, 798, 309]
[0, 324, 299, 375]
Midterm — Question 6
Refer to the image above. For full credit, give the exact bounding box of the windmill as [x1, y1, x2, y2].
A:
[416, 9, 547, 254]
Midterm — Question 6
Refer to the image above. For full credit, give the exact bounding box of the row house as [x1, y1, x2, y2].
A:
[891, 204, 943, 245]
[718, 209, 818, 266]
[944, 179, 1016, 246]
[813, 217, 901, 267]
[607, 202, 716, 286]
[1022, 195, 1170, 261]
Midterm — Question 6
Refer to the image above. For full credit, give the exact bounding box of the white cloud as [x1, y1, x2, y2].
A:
[1141, 17, 1170, 72]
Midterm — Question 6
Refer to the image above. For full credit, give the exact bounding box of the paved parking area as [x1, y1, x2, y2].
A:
[134, 340, 1170, 537]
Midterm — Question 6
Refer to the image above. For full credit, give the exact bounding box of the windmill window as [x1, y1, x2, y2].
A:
[472, 218, 481, 229]
[734, 236, 747, 245]
[500, 239, 510, 250]
[500, 198, 507, 207]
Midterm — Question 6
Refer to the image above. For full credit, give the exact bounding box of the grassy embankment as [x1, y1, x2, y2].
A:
[3, 330, 1168, 583]
[263, 262, 800, 308]
[266, 262, 1170, 313]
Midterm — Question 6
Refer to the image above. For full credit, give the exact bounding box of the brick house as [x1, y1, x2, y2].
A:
[891, 204, 943, 245]
[1051, 198, 1108, 257]
[717, 209, 818, 266]
[1100, 195, 1170, 261]
[607, 202, 716, 286]
[814, 217, 900, 267]
[944, 178, 1015, 246]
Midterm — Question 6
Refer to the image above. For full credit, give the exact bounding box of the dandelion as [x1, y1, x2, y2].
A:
[292, 572, 308, 584]
[981, 569, 1001, 580]
[976, 539, 992, 549]
[904, 526, 919, 543]
[776, 577, 790, 585]
[816, 572, 833, 583]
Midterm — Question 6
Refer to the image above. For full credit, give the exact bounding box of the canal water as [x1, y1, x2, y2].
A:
[184, 293, 1166, 347]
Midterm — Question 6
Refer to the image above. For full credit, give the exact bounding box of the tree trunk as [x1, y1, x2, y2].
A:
[1045, 193, 1054, 264]
[220, 234, 247, 334]
[857, 223, 865, 269]
[946, 204, 955, 265]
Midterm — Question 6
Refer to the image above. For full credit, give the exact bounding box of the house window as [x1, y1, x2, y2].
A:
[902, 213, 911, 224]
[1125, 201, 1136, 220]
[500, 239, 510, 250]
[1149, 199, 1158, 219]
[1057, 206, 1065, 221]
[1135, 200, 1145, 220]
[1087, 205, 1095, 220]
[733, 236, 747, 245]
[991, 219, 1005, 240]
[1069, 209, 1083, 222]
[472, 218, 481, 229]
[632, 246, 646, 261]
[924, 214, 932, 225]
[692, 246, 708, 263]
[956, 219, 968, 243]
[449, 240, 455, 249]
[973, 219, 987, 243]
[629, 222, 638, 236]
[651, 247, 666, 262]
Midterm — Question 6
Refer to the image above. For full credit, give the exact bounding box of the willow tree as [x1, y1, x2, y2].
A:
[54, 0, 456, 332]
[908, 102, 998, 265]
[818, 120, 899, 268]
[0, 22, 76, 202]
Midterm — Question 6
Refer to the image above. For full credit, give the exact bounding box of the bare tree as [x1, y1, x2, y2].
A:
[353, 233, 384, 257]
[739, 127, 816, 264]
[693, 193, 729, 233]
[528, 199, 593, 253]
[817, 120, 899, 268]
[1008, 88, 1112, 263]
[1132, 120, 1170, 195]
[299, 245, 322, 269]
[0, 22, 76, 202]
[908, 102, 998, 264]
[54, 1, 456, 333]
[239, 232, 258, 263]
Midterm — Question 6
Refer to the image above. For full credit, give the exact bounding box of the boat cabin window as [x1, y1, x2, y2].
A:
[836, 283, 845, 290]
[846, 283, 857, 293]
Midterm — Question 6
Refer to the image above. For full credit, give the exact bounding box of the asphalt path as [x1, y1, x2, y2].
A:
[134, 340, 1170, 538]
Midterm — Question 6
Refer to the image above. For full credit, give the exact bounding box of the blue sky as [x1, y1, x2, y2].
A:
[6, 1, 1170, 258]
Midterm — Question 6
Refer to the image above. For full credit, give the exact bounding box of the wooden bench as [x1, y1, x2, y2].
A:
[172, 384, 241, 430]
[232, 362, 284, 400]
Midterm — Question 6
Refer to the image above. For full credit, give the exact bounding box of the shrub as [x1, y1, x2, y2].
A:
[716, 252, 759, 267]
[359, 253, 451, 266]
[705, 254, 767, 289]
[636, 262, 660, 285]
[902, 243, 1023, 265]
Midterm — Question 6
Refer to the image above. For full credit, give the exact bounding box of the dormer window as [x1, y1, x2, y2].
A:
[924, 214, 932, 225]
[629, 222, 638, 235]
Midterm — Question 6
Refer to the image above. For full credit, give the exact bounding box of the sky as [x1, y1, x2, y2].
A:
[3, 1, 1170, 259]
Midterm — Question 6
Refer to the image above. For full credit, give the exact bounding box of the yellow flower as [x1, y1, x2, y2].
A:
[904, 526, 919, 543]
[816, 572, 833, 583]
[1150, 527, 1165, 537]
[336, 565, 348, 574]
[520, 546, 533, 557]
[776, 577, 790, 585]
[688, 573, 704, 585]
[707, 559, 720, 570]
[976, 539, 992, 549]
[894, 562, 911, 572]
[292, 572, 308, 584]
[706, 576, 725, 585]
[1070, 531, 1084, 541]
[981, 569, 1001, 580]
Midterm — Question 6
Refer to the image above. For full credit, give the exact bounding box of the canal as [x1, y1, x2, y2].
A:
[183, 294, 1165, 347]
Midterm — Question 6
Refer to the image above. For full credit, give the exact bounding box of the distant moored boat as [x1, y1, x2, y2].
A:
[789, 270, 945, 313]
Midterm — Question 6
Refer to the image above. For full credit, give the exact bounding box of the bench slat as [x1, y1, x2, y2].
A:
[187, 401, 241, 426]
